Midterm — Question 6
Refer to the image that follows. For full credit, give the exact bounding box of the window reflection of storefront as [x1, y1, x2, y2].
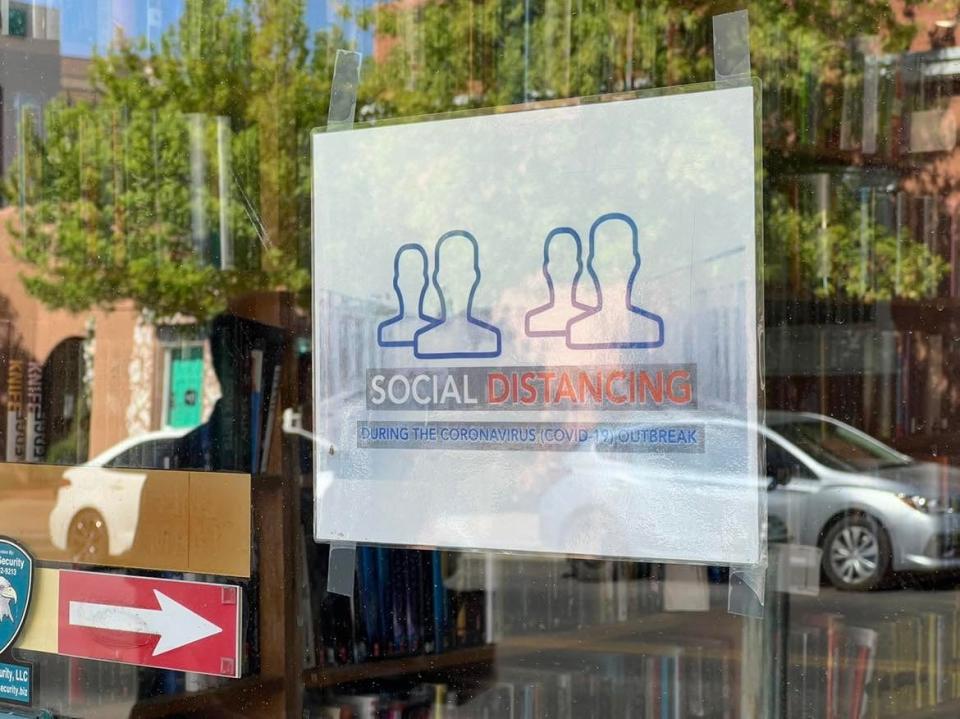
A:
[766, 38, 960, 465]
[0, 216, 226, 473]
[11, 1, 960, 718]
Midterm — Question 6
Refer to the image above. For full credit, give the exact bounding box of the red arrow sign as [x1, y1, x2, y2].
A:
[57, 570, 242, 677]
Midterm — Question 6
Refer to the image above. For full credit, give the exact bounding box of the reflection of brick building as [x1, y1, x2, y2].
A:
[0, 6, 160, 461]
[763, 7, 960, 462]
[0, 1, 99, 168]
[0, 205, 224, 460]
[0, 4, 234, 462]
[0, 206, 131, 458]
[0, 2, 96, 174]
[0, 19, 221, 461]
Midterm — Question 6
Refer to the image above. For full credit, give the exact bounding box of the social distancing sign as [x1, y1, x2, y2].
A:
[312, 83, 761, 564]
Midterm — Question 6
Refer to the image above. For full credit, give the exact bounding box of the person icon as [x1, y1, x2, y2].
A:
[378, 244, 437, 347]
[414, 230, 502, 359]
[524, 227, 595, 337]
[566, 212, 664, 349]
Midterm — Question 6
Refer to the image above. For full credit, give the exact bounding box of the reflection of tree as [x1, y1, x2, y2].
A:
[354, 0, 932, 305]
[355, 0, 912, 118]
[5, 0, 935, 317]
[767, 191, 947, 301]
[7, 0, 334, 322]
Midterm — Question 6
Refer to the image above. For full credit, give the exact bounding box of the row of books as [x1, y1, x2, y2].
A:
[860, 607, 960, 717]
[300, 537, 696, 671]
[300, 535, 486, 669]
[202, 313, 286, 473]
[493, 558, 667, 637]
[307, 563, 960, 719]
[783, 605, 960, 719]
[785, 614, 878, 719]
[308, 645, 735, 719]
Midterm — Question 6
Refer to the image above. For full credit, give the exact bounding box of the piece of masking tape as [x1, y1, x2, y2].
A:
[327, 49, 362, 132]
[323, 48, 363, 598]
[712, 10, 751, 82]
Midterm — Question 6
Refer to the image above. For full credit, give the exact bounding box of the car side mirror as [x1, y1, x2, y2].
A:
[767, 466, 792, 491]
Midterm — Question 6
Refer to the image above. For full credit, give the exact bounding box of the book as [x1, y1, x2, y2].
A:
[841, 626, 878, 719]
[249, 348, 263, 472]
[259, 362, 282, 473]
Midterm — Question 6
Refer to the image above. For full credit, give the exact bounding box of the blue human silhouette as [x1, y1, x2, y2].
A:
[525, 227, 595, 338]
[377, 244, 437, 348]
[414, 230, 502, 359]
[566, 212, 664, 349]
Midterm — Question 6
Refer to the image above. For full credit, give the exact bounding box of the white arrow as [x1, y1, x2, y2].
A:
[68, 590, 222, 656]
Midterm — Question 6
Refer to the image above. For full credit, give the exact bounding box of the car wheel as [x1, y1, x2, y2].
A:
[821, 513, 890, 591]
[66, 509, 109, 563]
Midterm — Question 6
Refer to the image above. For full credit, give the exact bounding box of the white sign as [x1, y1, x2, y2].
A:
[312, 84, 761, 565]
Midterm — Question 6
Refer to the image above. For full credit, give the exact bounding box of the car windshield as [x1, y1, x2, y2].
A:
[771, 418, 914, 473]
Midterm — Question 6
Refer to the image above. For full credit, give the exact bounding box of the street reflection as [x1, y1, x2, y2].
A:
[4, 0, 960, 716]
[765, 412, 960, 590]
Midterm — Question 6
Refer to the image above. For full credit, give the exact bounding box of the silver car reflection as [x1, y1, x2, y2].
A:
[540, 412, 960, 590]
[764, 412, 960, 590]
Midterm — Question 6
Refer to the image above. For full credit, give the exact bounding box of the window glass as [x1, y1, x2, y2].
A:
[4, 1, 960, 717]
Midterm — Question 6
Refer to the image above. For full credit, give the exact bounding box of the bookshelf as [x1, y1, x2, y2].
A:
[303, 610, 743, 690]
[137, 291, 305, 717]
[299, 546, 756, 717]
[93, 293, 960, 719]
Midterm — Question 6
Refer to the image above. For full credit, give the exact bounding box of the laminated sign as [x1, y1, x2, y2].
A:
[312, 83, 761, 565]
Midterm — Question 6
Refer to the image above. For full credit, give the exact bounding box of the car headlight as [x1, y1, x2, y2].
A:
[897, 493, 953, 514]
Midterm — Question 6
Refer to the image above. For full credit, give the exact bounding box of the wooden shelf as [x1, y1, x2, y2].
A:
[85, 677, 284, 718]
[304, 645, 496, 689]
